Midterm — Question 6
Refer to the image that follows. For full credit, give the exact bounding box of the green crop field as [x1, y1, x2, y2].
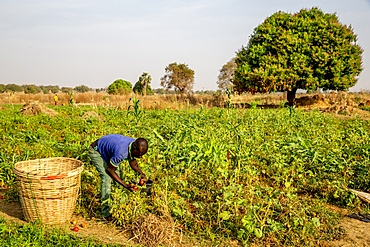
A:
[0, 104, 369, 246]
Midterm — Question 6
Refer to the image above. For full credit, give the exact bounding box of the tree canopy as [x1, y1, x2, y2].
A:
[24, 84, 42, 94]
[217, 57, 236, 91]
[4, 84, 23, 93]
[61, 87, 73, 93]
[234, 7, 363, 105]
[107, 79, 132, 95]
[74, 84, 91, 93]
[133, 72, 153, 96]
[40, 85, 60, 94]
[160, 62, 195, 94]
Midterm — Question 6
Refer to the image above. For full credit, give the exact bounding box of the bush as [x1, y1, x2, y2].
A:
[74, 85, 91, 93]
[107, 79, 132, 95]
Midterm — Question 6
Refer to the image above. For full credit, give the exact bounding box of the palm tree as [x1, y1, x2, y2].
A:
[138, 72, 151, 96]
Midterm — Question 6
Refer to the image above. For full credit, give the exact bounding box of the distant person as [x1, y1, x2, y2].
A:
[53, 94, 58, 105]
[89, 134, 148, 221]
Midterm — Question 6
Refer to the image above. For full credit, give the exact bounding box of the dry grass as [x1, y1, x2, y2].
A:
[81, 111, 103, 121]
[20, 100, 58, 116]
[0, 92, 228, 109]
[1, 91, 370, 111]
[129, 212, 192, 247]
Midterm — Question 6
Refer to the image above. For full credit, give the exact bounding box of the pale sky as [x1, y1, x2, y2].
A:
[0, 0, 369, 91]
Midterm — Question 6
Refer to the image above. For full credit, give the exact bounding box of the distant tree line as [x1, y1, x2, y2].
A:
[0, 84, 100, 94]
[0, 61, 217, 95]
[0, 63, 217, 96]
[0, 82, 218, 95]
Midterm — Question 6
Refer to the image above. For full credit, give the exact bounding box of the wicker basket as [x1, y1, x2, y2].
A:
[14, 157, 83, 224]
[349, 189, 370, 204]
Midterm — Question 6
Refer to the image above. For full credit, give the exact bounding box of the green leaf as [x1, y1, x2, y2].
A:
[219, 211, 231, 220]
[312, 217, 321, 227]
[254, 228, 263, 238]
[153, 129, 165, 143]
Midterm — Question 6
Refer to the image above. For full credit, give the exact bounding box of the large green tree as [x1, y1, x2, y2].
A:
[107, 79, 132, 95]
[160, 62, 195, 94]
[133, 72, 153, 96]
[234, 7, 363, 106]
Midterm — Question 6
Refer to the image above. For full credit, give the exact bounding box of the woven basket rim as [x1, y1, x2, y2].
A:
[14, 157, 83, 179]
[349, 188, 370, 204]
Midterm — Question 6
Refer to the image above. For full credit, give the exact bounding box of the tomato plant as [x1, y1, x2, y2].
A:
[1, 104, 369, 246]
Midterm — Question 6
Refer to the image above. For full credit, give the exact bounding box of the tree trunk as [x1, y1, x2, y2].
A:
[143, 84, 147, 96]
[287, 88, 297, 106]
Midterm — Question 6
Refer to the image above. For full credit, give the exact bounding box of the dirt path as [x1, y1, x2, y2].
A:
[329, 217, 370, 247]
[0, 197, 136, 246]
[1, 197, 370, 246]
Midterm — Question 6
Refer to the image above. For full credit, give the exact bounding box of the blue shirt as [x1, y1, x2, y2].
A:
[97, 134, 135, 167]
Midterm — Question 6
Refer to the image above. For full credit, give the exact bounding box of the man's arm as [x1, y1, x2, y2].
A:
[106, 163, 134, 192]
[129, 159, 146, 179]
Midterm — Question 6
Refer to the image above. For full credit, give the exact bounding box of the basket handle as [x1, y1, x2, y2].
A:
[40, 174, 67, 180]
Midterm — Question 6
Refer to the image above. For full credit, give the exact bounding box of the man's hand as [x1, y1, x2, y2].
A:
[123, 183, 134, 192]
[107, 163, 137, 192]
[126, 183, 138, 192]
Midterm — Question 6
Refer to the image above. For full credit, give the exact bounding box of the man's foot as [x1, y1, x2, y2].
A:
[347, 213, 370, 222]
[103, 215, 113, 222]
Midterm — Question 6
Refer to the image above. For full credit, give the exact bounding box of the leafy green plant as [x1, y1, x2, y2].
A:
[127, 97, 144, 120]
[360, 105, 370, 112]
[1, 104, 369, 246]
[0, 216, 123, 246]
[250, 101, 259, 109]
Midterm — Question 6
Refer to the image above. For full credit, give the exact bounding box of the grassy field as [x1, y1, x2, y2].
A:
[0, 216, 122, 247]
[0, 100, 370, 246]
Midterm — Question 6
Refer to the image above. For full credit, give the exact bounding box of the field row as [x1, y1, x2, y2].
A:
[0, 105, 369, 246]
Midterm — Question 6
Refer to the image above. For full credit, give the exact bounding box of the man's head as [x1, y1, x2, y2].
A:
[131, 138, 148, 158]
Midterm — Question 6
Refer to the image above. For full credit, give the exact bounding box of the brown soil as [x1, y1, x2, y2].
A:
[0, 196, 135, 246]
[330, 217, 370, 247]
[1, 197, 370, 247]
[0, 183, 192, 246]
